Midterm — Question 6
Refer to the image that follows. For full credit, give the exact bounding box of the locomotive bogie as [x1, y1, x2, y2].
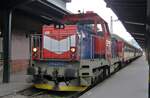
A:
[30, 61, 80, 80]
[79, 59, 110, 86]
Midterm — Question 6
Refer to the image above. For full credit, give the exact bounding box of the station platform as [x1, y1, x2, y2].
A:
[79, 56, 148, 98]
[0, 70, 32, 97]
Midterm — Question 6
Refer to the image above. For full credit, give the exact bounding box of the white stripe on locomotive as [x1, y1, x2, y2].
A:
[43, 35, 76, 54]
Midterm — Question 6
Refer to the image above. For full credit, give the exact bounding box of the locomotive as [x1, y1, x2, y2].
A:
[27, 11, 142, 91]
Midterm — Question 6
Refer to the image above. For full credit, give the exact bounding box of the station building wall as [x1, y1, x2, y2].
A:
[0, 31, 30, 73]
[11, 30, 30, 73]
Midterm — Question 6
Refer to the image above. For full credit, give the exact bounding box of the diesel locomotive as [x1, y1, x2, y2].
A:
[27, 11, 142, 91]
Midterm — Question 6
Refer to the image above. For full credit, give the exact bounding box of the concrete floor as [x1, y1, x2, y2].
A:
[0, 71, 32, 97]
[80, 56, 148, 98]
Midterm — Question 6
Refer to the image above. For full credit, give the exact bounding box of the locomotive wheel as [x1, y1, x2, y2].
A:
[107, 66, 110, 76]
[91, 77, 94, 84]
[118, 62, 122, 70]
[98, 70, 103, 81]
[102, 66, 110, 79]
[114, 64, 119, 72]
[103, 67, 107, 79]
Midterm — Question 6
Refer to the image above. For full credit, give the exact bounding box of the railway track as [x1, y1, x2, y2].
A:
[0, 86, 80, 98]
[19, 88, 79, 98]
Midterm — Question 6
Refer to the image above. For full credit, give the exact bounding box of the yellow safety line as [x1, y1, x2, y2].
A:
[34, 84, 87, 91]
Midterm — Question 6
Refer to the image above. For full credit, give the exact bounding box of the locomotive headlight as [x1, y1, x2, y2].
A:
[33, 48, 38, 52]
[60, 24, 65, 29]
[70, 47, 76, 53]
[56, 25, 59, 29]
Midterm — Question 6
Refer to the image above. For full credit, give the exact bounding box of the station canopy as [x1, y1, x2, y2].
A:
[105, 0, 147, 48]
[0, 0, 71, 32]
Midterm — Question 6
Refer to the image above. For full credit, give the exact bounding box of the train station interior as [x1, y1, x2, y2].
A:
[0, 0, 149, 98]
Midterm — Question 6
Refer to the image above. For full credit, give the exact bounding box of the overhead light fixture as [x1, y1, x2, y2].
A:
[131, 33, 144, 36]
[124, 21, 145, 26]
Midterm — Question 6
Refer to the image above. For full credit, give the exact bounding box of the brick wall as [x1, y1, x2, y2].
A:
[11, 59, 29, 73]
[0, 60, 28, 73]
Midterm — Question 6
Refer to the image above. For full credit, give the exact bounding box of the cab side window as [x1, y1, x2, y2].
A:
[97, 24, 104, 37]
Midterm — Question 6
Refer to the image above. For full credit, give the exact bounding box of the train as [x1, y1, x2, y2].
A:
[27, 11, 142, 91]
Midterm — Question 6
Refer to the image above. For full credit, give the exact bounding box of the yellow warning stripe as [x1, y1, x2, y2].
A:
[34, 84, 87, 91]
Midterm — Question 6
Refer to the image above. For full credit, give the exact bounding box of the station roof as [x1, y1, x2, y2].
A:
[105, 0, 147, 48]
[0, 0, 71, 32]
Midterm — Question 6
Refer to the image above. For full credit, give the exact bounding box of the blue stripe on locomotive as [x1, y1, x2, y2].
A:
[78, 25, 94, 59]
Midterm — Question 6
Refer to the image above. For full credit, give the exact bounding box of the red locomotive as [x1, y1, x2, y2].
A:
[28, 11, 142, 91]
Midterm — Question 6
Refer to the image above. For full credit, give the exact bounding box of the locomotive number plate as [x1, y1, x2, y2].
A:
[48, 62, 66, 67]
